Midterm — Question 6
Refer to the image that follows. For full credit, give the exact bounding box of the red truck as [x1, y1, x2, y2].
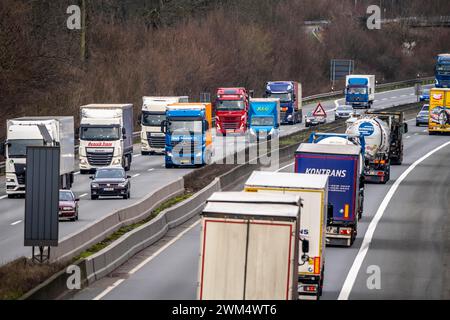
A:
[215, 88, 250, 136]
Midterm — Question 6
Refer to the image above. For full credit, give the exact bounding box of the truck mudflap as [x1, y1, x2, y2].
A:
[298, 273, 323, 300]
[326, 224, 357, 247]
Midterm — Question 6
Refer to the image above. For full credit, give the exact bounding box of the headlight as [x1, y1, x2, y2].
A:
[118, 182, 127, 188]
[287, 114, 293, 119]
[80, 159, 87, 165]
[62, 207, 74, 211]
[112, 158, 121, 165]
[249, 128, 257, 136]
[167, 151, 173, 158]
[195, 151, 203, 157]
[91, 183, 99, 188]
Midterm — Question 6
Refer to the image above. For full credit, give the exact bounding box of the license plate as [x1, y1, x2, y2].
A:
[104, 188, 114, 191]
[181, 160, 190, 164]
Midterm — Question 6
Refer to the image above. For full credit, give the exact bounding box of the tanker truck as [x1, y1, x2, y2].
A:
[345, 111, 408, 184]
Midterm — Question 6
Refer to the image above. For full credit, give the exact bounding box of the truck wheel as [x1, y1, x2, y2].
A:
[165, 163, 173, 169]
[7, 194, 15, 199]
[124, 155, 131, 171]
[80, 170, 90, 175]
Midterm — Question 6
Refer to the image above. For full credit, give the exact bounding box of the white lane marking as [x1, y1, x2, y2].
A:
[0, 195, 7, 200]
[132, 174, 140, 178]
[128, 220, 201, 276]
[133, 155, 141, 158]
[11, 220, 22, 226]
[390, 96, 397, 99]
[400, 95, 407, 97]
[414, 133, 419, 135]
[148, 168, 155, 172]
[79, 193, 88, 198]
[93, 279, 125, 301]
[405, 118, 416, 123]
[409, 93, 414, 96]
[74, 172, 80, 175]
[277, 162, 295, 172]
[338, 140, 450, 300]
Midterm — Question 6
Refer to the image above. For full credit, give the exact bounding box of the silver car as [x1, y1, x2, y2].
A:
[335, 105, 354, 120]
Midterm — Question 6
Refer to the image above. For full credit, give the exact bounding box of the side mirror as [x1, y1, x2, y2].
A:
[403, 122, 409, 134]
[89, 176, 94, 180]
[122, 127, 126, 135]
[75, 198, 80, 202]
[161, 120, 167, 134]
[127, 175, 132, 179]
[137, 119, 141, 126]
[302, 239, 310, 254]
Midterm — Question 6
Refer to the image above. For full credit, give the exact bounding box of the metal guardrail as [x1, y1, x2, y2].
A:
[0, 76, 434, 172]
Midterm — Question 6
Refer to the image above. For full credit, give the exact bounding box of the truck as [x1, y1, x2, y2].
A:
[162, 103, 213, 168]
[428, 88, 450, 134]
[198, 191, 301, 300]
[345, 75, 375, 109]
[346, 111, 408, 183]
[295, 143, 363, 247]
[4, 117, 75, 198]
[215, 88, 249, 136]
[244, 171, 329, 300]
[79, 104, 134, 174]
[265, 81, 303, 124]
[435, 54, 450, 88]
[247, 98, 280, 142]
[140, 96, 188, 155]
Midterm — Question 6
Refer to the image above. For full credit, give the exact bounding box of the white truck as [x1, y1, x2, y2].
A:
[245, 171, 329, 300]
[345, 75, 376, 109]
[198, 192, 301, 300]
[140, 96, 188, 155]
[79, 104, 134, 174]
[5, 117, 75, 198]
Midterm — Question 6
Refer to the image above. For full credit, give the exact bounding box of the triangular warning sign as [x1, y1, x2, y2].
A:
[313, 103, 327, 117]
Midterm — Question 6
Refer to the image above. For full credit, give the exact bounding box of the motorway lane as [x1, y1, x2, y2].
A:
[71, 114, 449, 300]
[0, 85, 425, 264]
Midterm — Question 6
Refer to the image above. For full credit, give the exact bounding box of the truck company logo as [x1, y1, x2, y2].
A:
[432, 94, 443, 100]
[256, 106, 271, 112]
[358, 122, 375, 136]
[305, 168, 347, 178]
[88, 142, 113, 147]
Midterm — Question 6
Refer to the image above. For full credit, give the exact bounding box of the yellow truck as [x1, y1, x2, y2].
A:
[429, 88, 450, 134]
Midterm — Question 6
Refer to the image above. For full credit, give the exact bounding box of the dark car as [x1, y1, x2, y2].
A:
[335, 104, 354, 120]
[416, 104, 429, 126]
[59, 190, 79, 221]
[305, 111, 327, 127]
[419, 88, 430, 102]
[90, 166, 131, 200]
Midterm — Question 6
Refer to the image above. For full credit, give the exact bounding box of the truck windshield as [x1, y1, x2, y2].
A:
[251, 117, 274, 126]
[7, 139, 44, 158]
[168, 120, 203, 134]
[347, 87, 367, 94]
[267, 93, 291, 102]
[80, 126, 120, 141]
[142, 112, 166, 127]
[436, 64, 450, 74]
[216, 100, 245, 111]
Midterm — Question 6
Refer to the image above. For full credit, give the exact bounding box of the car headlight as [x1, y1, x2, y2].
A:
[195, 151, 203, 157]
[91, 183, 99, 188]
[249, 128, 257, 136]
[167, 151, 173, 158]
[118, 182, 127, 188]
[62, 207, 74, 211]
[112, 158, 121, 165]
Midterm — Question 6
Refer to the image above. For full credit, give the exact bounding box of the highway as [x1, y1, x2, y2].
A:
[0, 86, 425, 265]
[70, 89, 450, 300]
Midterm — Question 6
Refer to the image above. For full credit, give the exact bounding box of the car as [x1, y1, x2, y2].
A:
[416, 104, 429, 126]
[419, 88, 430, 102]
[305, 111, 327, 127]
[90, 166, 131, 200]
[59, 190, 79, 221]
[335, 104, 354, 120]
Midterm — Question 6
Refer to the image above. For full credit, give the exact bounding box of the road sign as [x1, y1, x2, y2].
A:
[313, 103, 327, 117]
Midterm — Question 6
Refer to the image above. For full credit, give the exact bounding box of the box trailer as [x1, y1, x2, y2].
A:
[429, 88, 450, 134]
[198, 192, 301, 300]
[244, 171, 329, 300]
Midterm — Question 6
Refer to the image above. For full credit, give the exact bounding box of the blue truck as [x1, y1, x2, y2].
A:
[295, 143, 363, 247]
[265, 81, 302, 124]
[345, 75, 375, 109]
[161, 103, 213, 168]
[435, 54, 450, 88]
[247, 98, 280, 142]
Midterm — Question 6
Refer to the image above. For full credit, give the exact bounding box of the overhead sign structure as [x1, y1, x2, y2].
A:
[313, 103, 327, 117]
[24, 146, 60, 263]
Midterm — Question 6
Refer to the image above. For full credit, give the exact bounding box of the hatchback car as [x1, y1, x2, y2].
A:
[305, 112, 327, 127]
[416, 104, 429, 126]
[59, 190, 79, 221]
[90, 166, 131, 200]
[335, 105, 354, 120]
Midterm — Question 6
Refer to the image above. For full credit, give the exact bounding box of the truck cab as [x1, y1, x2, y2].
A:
[79, 104, 134, 174]
[248, 98, 280, 142]
[345, 75, 375, 109]
[265, 81, 302, 124]
[162, 103, 212, 168]
[140, 96, 188, 155]
[435, 54, 450, 88]
[215, 88, 249, 136]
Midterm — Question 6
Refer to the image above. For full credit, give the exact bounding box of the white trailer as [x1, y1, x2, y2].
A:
[79, 104, 134, 173]
[198, 192, 301, 300]
[5, 117, 75, 197]
[140, 96, 188, 155]
[244, 171, 329, 300]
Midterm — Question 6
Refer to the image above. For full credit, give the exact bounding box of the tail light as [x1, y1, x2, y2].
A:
[305, 286, 317, 292]
[340, 229, 352, 235]
[377, 172, 385, 176]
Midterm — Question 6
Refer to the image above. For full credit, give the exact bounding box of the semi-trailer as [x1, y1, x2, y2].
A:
[215, 88, 249, 136]
[265, 81, 303, 124]
[198, 192, 301, 300]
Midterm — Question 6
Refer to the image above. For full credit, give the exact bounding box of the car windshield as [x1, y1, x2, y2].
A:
[95, 168, 125, 179]
[267, 93, 291, 102]
[216, 100, 245, 111]
[59, 191, 74, 201]
[7, 139, 44, 158]
[347, 87, 367, 94]
[421, 105, 429, 111]
[422, 89, 430, 95]
[251, 117, 274, 126]
[142, 112, 166, 127]
[80, 126, 120, 141]
[168, 120, 203, 134]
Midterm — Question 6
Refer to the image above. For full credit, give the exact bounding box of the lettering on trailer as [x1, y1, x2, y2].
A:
[312, 103, 327, 117]
[358, 122, 375, 136]
[88, 142, 113, 147]
[305, 168, 347, 178]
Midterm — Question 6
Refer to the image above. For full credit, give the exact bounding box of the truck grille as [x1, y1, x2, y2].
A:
[281, 112, 287, 120]
[87, 152, 113, 166]
[221, 117, 241, 130]
[17, 174, 26, 185]
[147, 134, 166, 148]
[171, 140, 201, 153]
